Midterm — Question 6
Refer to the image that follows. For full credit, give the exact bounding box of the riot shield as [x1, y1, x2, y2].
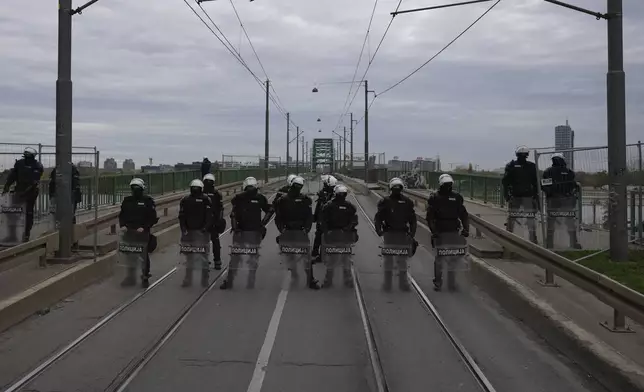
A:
[321, 230, 355, 288]
[278, 230, 311, 282]
[506, 196, 539, 244]
[434, 232, 470, 291]
[380, 232, 412, 272]
[116, 229, 149, 287]
[226, 230, 262, 289]
[45, 197, 58, 234]
[545, 196, 581, 250]
[179, 230, 211, 288]
[0, 193, 26, 247]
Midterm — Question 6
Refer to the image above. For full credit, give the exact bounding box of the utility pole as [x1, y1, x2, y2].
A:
[264, 79, 270, 183]
[301, 136, 305, 174]
[55, 0, 74, 260]
[343, 126, 347, 170]
[364, 80, 369, 184]
[606, 0, 628, 261]
[350, 113, 354, 171]
[306, 141, 309, 171]
[295, 126, 299, 174]
[286, 112, 290, 176]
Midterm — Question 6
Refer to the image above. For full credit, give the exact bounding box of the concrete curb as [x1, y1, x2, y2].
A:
[469, 256, 644, 392]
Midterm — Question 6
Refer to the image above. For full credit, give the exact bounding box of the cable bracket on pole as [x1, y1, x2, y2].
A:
[392, 0, 492, 16]
[69, 0, 101, 15]
[543, 0, 609, 20]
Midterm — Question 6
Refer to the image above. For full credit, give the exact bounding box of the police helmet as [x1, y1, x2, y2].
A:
[203, 173, 216, 182]
[243, 176, 258, 190]
[334, 184, 348, 196]
[515, 145, 530, 156]
[130, 178, 146, 189]
[551, 152, 564, 160]
[438, 174, 454, 186]
[327, 176, 338, 187]
[203, 156, 208, 160]
[23, 147, 37, 158]
[389, 177, 404, 189]
[287, 174, 297, 185]
[190, 179, 204, 189]
[321, 174, 330, 183]
[291, 176, 305, 187]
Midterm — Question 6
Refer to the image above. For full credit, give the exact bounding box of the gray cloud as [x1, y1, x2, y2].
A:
[1, 0, 643, 172]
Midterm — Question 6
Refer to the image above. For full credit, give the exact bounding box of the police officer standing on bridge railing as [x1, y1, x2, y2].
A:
[201, 156, 211, 178]
[220, 177, 273, 290]
[179, 179, 214, 287]
[541, 153, 582, 250]
[2, 147, 44, 242]
[203, 173, 225, 270]
[374, 177, 418, 291]
[502, 146, 539, 244]
[118, 178, 158, 288]
[320, 184, 358, 288]
[274, 176, 320, 289]
[426, 174, 469, 291]
[311, 175, 337, 263]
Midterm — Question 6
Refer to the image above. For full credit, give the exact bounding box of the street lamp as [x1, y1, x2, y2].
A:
[312, 81, 375, 183]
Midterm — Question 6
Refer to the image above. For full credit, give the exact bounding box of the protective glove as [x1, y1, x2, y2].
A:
[461, 230, 469, 238]
[261, 226, 267, 239]
[375, 227, 383, 237]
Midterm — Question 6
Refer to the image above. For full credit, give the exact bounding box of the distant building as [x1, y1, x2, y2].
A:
[103, 157, 117, 170]
[174, 162, 201, 171]
[123, 159, 135, 171]
[555, 120, 575, 170]
[412, 157, 438, 172]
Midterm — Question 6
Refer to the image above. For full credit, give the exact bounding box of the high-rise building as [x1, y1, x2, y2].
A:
[123, 159, 136, 171]
[103, 157, 117, 170]
[555, 120, 575, 170]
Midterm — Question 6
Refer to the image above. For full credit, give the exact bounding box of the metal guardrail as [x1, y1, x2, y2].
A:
[0, 177, 282, 267]
[369, 178, 644, 332]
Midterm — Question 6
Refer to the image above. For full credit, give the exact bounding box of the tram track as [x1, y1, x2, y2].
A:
[1, 187, 282, 392]
[348, 186, 497, 392]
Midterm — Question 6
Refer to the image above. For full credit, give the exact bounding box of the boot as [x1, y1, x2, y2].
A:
[343, 269, 354, 288]
[181, 268, 193, 287]
[247, 270, 257, 289]
[383, 271, 393, 291]
[141, 272, 150, 288]
[220, 270, 236, 290]
[120, 268, 137, 287]
[322, 269, 334, 288]
[201, 269, 210, 288]
[399, 271, 410, 291]
[433, 277, 442, 292]
[569, 232, 582, 249]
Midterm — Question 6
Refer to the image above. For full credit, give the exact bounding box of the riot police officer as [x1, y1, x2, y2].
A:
[311, 175, 337, 263]
[48, 163, 82, 247]
[220, 177, 273, 290]
[319, 184, 358, 288]
[179, 179, 214, 287]
[118, 178, 158, 288]
[502, 146, 539, 244]
[2, 147, 44, 242]
[426, 174, 469, 291]
[374, 177, 417, 291]
[201, 156, 212, 178]
[203, 173, 225, 270]
[541, 153, 581, 249]
[274, 176, 320, 289]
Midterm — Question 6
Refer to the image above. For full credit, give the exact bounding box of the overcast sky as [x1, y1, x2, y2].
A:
[1, 0, 643, 171]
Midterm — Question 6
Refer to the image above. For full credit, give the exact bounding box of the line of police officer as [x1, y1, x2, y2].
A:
[502, 146, 581, 249]
[115, 172, 475, 292]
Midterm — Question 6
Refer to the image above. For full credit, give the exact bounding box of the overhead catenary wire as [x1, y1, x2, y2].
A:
[331, 0, 404, 132]
[183, 0, 291, 120]
[331, 0, 380, 133]
[377, 0, 501, 97]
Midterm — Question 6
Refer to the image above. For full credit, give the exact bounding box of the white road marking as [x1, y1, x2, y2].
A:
[245, 273, 290, 392]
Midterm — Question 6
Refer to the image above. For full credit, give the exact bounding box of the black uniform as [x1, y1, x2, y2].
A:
[502, 158, 539, 242]
[201, 158, 212, 178]
[48, 165, 82, 224]
[274, 192, 313, 233]
[179, 194, 213, 233]
[541, 159, 581, 249]
[221, 189, 273, 289]
[319, 196, 358, 288]
[204, 183, 225, 267]
[375, 193, 417, 291]
[311, 185, 335, 259]
[426, 189, 469, 289]
[2, 157, 44, 241]
[118, 193, 158, 283]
